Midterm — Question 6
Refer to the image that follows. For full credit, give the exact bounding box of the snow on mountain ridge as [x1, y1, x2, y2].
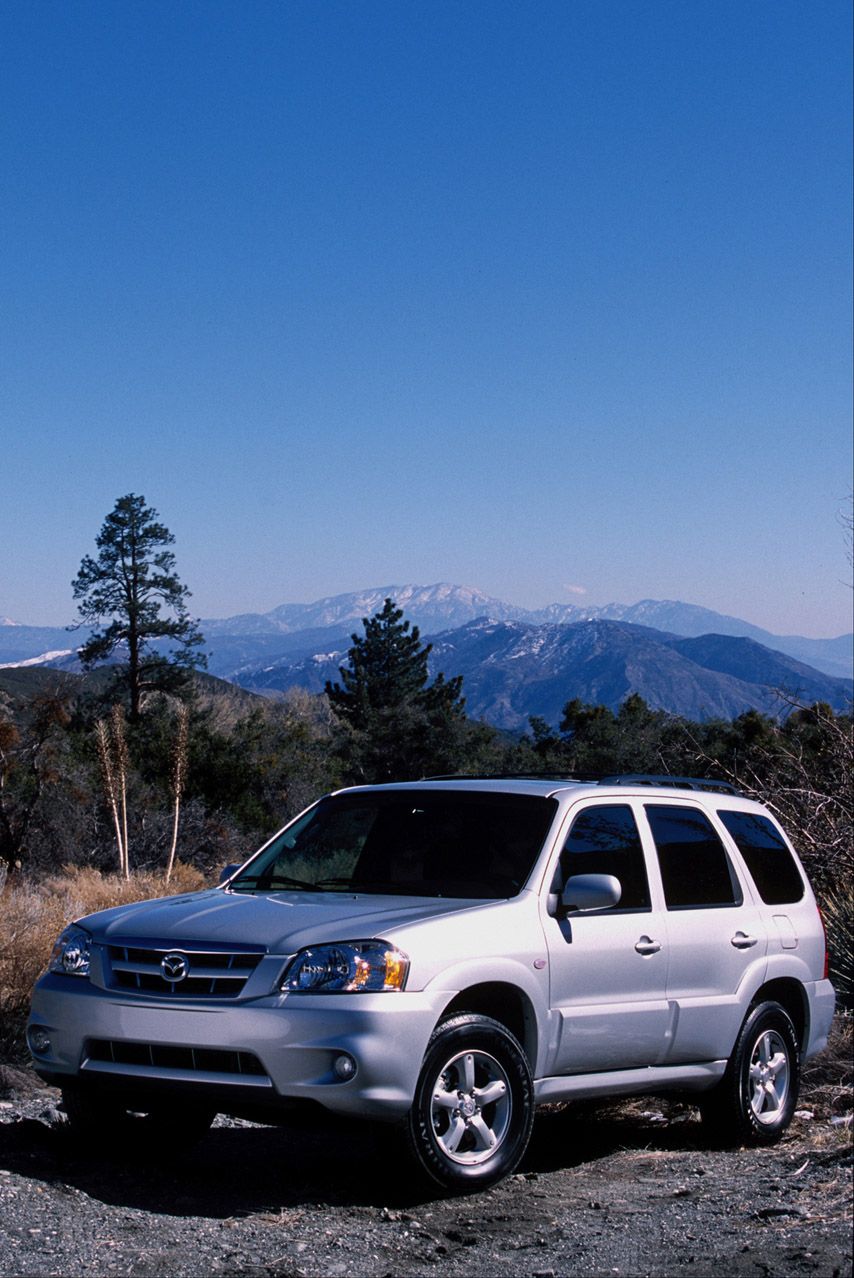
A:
[0, 648, 74, 669]
[207, 584, 525, 637]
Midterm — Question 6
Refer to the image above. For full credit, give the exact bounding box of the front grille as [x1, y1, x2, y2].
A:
[106, 943, 264, 998]
[86, 1038, 268, 1077]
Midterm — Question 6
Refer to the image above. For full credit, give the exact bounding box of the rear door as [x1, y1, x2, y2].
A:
[641, 802, 768, 1063]
[543, 801, 671, 1074]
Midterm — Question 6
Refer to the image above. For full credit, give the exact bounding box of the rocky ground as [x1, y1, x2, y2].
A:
[0, 1065, 850, 1278]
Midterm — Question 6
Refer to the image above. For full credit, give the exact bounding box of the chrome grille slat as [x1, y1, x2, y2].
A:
[105, 943, 264, 999]
[111, 959, 249, 980]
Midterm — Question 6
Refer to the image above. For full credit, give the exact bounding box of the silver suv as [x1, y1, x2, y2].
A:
[28, 776, 835, 1191]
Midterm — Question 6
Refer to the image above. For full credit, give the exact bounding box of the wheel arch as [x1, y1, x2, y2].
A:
[749, 978, 809, 1052]
[439, 982, 539, 1074]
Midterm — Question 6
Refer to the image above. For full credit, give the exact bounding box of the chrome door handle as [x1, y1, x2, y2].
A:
[635, 936, 661, 955]
[731, 932, 758, 949]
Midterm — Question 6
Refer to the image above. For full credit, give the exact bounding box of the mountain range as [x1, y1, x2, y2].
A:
[1, 584, 850, 728]
[197, 584, 852, 679]
[234, 617, 853, 730]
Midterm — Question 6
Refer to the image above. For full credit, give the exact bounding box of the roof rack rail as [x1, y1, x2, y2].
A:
[599, 774, 743, 796]
[422, 772, 591, 783]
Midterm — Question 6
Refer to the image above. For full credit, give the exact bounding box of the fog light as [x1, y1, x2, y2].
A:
[333, 1052, 357, 1081]
[28, 1026, 51, 1055]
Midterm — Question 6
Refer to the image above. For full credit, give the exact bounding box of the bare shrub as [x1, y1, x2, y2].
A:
[822, 885, 854, 1012]
[95, 717, 124, 875]
[166, 701, 190, 883]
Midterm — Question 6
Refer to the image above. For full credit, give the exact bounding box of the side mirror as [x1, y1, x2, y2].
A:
[218, 863, 241, 885]
[561, 873, 622, 913]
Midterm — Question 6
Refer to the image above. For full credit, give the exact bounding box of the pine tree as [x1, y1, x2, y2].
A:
[72, 494, 206, 720]
[325, 598, 466, 781]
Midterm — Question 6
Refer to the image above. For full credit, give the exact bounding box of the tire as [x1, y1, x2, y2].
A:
[405, 1013, 534, 1192]
[700, 1001, 800, 1146]
[62, 1086, 215, 1150]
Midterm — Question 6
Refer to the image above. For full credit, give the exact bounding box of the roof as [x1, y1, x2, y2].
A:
[335, 774, 749, 802]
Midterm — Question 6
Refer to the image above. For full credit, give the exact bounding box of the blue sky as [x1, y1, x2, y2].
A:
[1, 1, 851, 637]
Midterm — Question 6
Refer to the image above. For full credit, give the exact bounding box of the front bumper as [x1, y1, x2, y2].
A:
[28, 973, 449, 1120]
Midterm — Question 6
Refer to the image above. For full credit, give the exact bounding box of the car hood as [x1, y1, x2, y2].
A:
[80, 887, 493, 954]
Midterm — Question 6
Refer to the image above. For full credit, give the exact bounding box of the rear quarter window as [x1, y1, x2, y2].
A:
[717, 809, 805, 905]
[645, 804, 742, 909]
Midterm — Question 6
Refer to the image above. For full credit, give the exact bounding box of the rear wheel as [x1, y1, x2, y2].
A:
[700, 1001, 799, 1146]
[405, 1013, 534, 1192]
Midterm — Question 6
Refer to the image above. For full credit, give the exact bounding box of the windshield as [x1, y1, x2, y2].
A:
[228, 790, 558, 899]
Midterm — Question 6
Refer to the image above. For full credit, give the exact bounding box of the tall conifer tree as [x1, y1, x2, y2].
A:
[72, 494, 206, 720]
[326, 598, 465, 781]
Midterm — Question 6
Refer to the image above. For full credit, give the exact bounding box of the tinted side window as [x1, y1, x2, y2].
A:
[717, 810, 805, 905]
[646, 805, 742, 910]
[560, 805, 650, 910]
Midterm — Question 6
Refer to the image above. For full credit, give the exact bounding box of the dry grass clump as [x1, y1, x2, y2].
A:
[0, 863, 209, 1061]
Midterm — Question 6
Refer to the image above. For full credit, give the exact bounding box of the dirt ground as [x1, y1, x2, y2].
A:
[0, 1064, 851, 1278]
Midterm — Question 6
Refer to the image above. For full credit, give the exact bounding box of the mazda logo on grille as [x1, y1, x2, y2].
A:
[161, 952, 189, 982]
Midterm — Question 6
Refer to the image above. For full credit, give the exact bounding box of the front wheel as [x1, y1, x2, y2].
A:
[700, 1001, 800, 1146]
[405, 1013, 534, 1192]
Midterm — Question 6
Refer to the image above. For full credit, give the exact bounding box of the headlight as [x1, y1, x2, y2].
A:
[48, 925, 92, 978]
[282, 940, 409, 993]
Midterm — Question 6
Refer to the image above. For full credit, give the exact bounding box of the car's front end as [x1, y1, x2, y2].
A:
[27, 886, 502, 1119]
[27, 782, 561, 1174]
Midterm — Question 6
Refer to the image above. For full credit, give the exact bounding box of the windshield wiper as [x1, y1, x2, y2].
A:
[351, 881, 442, 897]
[230, 873, 319, 891]
[314, 877, 415, 893]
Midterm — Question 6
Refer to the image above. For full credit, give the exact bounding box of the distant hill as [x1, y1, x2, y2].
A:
[0, 665, 82, 709]
[196, 585, 851, 681]
[0, 665, 265, 731]
[590, 601, 853, 678]
[233, 617, 853, 729]
[200, 584, 528, 637]
[0, 624, 84, 668]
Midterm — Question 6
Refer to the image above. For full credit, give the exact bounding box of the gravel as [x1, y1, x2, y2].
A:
[0, 1070, 851, 1278]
